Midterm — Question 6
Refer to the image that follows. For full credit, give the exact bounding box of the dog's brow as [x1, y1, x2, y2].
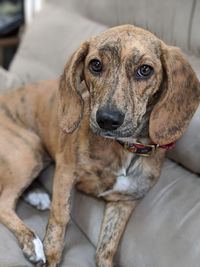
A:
[125, 54, 145, 73]
[131, 48, 144, 65]
[99, 41, 120, 51]
[98, 42, 121, 59]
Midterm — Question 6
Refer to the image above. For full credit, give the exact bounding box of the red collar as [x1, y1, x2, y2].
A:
[117, 141, 175, 156]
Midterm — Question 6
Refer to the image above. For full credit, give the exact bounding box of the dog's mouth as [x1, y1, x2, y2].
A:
[90, 123, 140, 142]
[90, 115, 149, 140]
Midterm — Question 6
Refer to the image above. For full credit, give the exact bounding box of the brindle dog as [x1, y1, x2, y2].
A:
[0, 25, 199, 267]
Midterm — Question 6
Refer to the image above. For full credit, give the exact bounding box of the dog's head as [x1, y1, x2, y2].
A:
[59, 25, 200, 145]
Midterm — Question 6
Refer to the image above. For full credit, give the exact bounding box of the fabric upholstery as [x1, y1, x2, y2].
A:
[190, 0, 200, 56]
[10, 3, 107, 84]
[48, 0, 198, 54]
[0, 67, 20, 91]
[38, 159, 200, 267]
[0, 200, 95, 267]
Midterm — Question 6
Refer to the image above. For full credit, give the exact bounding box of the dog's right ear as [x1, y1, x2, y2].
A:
[58, 41, 89, 133]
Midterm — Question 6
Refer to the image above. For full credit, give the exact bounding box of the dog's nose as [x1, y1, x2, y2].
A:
[96, 108, 125, 131]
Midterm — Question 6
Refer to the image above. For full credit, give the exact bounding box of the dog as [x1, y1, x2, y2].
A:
[0, 24, 199, 267]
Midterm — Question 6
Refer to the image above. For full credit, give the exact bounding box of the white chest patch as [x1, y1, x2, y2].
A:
[99, 152, 153, 199]
[113, 153, 135, 192]
[99, 153, 135, 197]
[112, 175, 131, 191]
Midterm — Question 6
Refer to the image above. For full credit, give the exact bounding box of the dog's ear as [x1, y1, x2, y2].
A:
[58, 41, 89, 133]
[149, 43, 200, 145]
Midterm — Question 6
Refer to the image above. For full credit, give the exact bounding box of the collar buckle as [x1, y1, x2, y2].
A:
[120, 141, 160, 157]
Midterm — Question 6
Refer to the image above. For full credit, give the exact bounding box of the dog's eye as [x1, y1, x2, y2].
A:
[89, 59, 102, 74]
[136, 65, 154, 79]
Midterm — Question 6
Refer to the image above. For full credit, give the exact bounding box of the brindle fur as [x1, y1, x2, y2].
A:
[0, 25, 199, 267]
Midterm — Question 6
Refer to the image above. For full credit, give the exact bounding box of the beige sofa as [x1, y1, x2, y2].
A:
[0, 0, 200, 266]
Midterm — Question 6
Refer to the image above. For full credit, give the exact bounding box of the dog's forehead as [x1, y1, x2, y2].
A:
[91, 25, 161, 58]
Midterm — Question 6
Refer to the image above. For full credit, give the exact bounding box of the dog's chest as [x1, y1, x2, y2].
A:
[76, 139, 153, 200]
[99, 152, 153, 200]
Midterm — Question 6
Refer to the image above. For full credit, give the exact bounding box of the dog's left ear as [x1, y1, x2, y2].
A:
[149, 43, 200, 145]
[58, 41, 89, 133]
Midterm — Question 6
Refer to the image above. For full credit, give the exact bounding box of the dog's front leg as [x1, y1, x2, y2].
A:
[43, 157, 75, 267]
[96, 201, 137, 267]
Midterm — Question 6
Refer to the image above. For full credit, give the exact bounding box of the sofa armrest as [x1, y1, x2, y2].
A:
[167, 104, 200, 174]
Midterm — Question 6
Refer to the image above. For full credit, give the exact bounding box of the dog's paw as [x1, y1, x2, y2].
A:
[23, 182, 51, 210]
[44, 239, 63, 267]
[22, 235, 46, 264]
[96, 253, 113, 267]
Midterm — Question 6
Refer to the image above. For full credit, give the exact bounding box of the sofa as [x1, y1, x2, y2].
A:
[0, 0, 200, 266]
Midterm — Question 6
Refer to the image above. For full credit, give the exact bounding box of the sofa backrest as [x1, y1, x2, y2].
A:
[49, 0, 199, 55]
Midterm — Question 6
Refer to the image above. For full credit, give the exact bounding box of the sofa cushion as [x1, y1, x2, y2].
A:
[0, 67, 21, 91]
[9, 2, 107, 84]
[189, 0, 200, 56]
[49, 0, 194, 53]
[0, 200, 95, 267]
[39, 159, 200, 267]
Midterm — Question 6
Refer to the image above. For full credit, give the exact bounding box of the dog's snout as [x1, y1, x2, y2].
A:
[96, 108, 125, 131]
